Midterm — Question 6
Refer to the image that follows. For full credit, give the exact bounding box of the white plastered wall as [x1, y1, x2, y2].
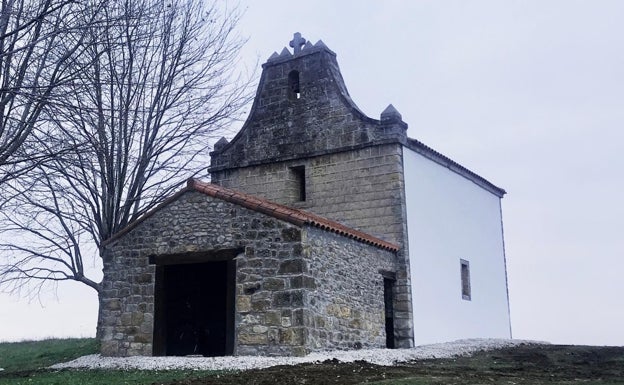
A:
[403, 148, 511, 345]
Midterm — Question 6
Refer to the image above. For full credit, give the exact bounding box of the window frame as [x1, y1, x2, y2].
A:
[460, 259, 471, 301]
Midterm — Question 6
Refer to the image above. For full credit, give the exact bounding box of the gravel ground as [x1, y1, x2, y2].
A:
[50, 339, 544, 371]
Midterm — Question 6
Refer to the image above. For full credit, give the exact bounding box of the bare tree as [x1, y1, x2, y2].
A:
[0, 0, 104, 185]
[0, 0, 252, 297]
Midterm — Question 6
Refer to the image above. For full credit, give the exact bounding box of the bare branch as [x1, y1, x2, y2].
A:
[0, 0, 253, 298]
[0, 0, 106, 183]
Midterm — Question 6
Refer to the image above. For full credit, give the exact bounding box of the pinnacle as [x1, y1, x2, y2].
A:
[268, 51, 279, 61]
[380, 104, 402, 121]
[213, 136, 229, 151]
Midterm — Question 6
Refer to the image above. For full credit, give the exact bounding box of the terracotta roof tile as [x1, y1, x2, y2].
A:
[187, 179, 399, 252]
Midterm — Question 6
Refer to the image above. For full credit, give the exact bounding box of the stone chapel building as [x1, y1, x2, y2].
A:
[98, 33, 512, 357]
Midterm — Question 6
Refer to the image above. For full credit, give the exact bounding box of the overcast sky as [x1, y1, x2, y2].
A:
[1, 0, 623, 346]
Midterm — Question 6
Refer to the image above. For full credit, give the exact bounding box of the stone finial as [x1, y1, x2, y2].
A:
[268, 51, 280, 61]
[279, 47, 291, 58]
[380, 104, 402, 121]
[289, 32, 306, 54]
[314, 40, 328, 48]
[213, 136, 229, 151]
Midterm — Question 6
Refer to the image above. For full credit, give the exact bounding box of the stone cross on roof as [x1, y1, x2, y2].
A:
[289, 32, 306, 54]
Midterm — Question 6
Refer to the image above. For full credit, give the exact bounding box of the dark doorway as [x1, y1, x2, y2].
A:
[153, 259, 235, 356]
[383, 277, 396, 349]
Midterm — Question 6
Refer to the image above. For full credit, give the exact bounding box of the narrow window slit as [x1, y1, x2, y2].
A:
[290, 165, 306, 201]
[383, 277, 396, 348]
[460, 259, 471, 301]
[288, 70, 301, 100]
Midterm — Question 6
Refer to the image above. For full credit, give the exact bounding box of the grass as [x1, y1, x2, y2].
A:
[1, 339, 622, 385]
[1, 369, 216, 385]
[0, 338, 98, 372]
[0, 338, 216, 385]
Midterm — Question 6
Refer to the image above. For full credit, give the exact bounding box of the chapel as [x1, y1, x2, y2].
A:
[98, 33, 511, 357]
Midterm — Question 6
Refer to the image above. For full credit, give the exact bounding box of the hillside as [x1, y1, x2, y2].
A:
[0, 339, 622, 384]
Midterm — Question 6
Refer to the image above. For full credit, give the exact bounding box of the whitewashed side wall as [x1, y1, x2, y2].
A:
[403, 148, 511, 345]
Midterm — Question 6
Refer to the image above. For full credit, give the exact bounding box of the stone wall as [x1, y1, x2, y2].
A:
[213, 144, 406, 247]
[304, 227, 396, 350]
[208, 40, 415, 348]
[212, 144, 416, 348]
[99, 189, 404, 356]
[209, 45, 409, 246]
[209, 46, 407, 172]
[100, 191, 309, 356]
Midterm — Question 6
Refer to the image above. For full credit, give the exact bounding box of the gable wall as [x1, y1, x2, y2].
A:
[99, 191, 312, 356]
[209, 48, 406, 171]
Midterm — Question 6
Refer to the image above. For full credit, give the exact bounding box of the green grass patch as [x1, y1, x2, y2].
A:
[0, 338, 223, 385]
[0, 369, 216, 385]
[0, 338, 98, 373]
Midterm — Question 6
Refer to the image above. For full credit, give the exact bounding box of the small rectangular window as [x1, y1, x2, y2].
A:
[460, 259, 471, 301]
[290, 166, 306, 201]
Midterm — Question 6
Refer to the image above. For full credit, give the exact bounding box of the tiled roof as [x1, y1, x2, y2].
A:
[187, 179, 399, 252]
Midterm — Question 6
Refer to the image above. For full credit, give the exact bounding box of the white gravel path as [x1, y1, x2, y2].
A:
[50, 338, 544, 371]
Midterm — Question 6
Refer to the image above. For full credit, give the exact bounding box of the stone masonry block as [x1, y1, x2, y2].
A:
[278, 259, 306, 274]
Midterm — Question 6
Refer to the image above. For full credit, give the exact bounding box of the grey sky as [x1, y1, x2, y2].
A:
[1, 0, 623, 346]
[233, 0, 624, 346]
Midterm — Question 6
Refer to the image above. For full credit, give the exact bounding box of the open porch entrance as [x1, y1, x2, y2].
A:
[151, 250, 238, 356]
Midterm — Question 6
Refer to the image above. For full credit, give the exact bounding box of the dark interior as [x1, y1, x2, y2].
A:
[153, 260, 234, 356]
[384, 277, 396, 349]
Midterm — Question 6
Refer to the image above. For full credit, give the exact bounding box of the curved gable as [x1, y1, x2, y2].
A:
[209, 39, 407, 172]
